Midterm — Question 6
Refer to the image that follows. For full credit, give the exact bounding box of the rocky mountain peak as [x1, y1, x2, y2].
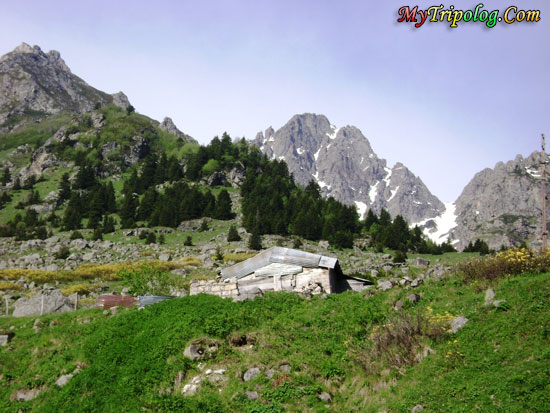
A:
[253, 113, 445, 224]
[159, 116, 197, 144]
[0, 43, 125, 126]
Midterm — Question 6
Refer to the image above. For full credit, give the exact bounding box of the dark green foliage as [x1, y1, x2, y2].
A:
[213, 189, 232, 220]
[92, 227, 103, 241]
[215, 246, 224, 261]
[58, 172, 71, 203]
[248, 225, 262, 250]
[54, 246, 70, 259]
[393, 250, 408, 263]
[70, 230, 84, 240]
[227, 225, 241, 242]
[146, 232, 157, 244]
[0, 167, 10, 185]
[126, 104, 135, 114]
[158, 234, 165, 244]
[463, 238, 490, 255]
[102, 216, 116, 233]
[184, 235, 193, 246]
[199, 219, 209, 232]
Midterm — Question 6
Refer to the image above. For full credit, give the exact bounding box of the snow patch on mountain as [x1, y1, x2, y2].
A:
[414, 202, 458, 244]
[355, 201, 367, 220]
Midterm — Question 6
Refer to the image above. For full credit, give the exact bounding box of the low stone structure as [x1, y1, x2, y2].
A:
[190, 247, 370, 301]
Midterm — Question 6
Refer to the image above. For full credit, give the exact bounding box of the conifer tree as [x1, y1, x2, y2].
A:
[214, 189, 232, 220]
[227, 225, 241, 242]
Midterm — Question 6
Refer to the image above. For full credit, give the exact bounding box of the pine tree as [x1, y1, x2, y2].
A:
[146, 232, 157, 244]
[1, 167, 11, 185]
[92, 227, 103, 241]
[58, 172, 71, 202]
[364, 209, 378, 231]
[214, 189, 232, 219]
[227, 225, 241, 242]
[248, 224, 262, 250]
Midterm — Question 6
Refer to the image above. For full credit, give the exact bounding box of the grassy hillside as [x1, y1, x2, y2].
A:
[1, 268, 548, 412]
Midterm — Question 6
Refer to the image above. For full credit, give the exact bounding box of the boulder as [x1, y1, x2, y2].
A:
[12, 288, 73, 317]
[318, 392, 332, 403]
[243, 367, 261, 382]
[183, 338, 220, 361]
[377, 280, 393, 291]
[11, 388, 42, 402]
[484, 289, 495, 306]
[450, 316, 468, 333]
[246, 391, 259, 401]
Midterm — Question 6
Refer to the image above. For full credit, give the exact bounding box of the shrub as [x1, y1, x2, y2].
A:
[61, 283, 103, 296]
[146, 232, 157, 244]
[70, 230, 84, 240]
[227, 225, 241, 242]
[355, 309, 453, 374]
[183, 235, 193, 246]
[199, 219, 209, 232]
[0, 281, 22, 291]
[55, 246, 71, 260]
[119, 264, 181, 296]
[457, 247, 550, 284]
[393, 250, 408, 264]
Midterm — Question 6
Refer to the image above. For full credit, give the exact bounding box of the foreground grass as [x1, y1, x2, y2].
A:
[0, 271, 548, 412]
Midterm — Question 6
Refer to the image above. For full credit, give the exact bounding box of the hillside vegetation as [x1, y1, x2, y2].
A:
[1, 258, 549, 412]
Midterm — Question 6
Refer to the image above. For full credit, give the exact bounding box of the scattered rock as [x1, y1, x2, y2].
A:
[56, 373, 75, 387]
[406, 293, 420, 304]
[11, 387, 42, 401]
[484, 289, 496, 306]
[183, 338, 220, 361]
[318, 392, 332, 403]
[377, 280, 393, 291]
[279, 363, 291, 373]
[450, 316, 468, 333]
[411, 405, 424, 413]
[13, 288, 73, 317]
[416, 258, 430, 267]
[246, 391, 259, 401]
[159, 253, 171, 262]
[243, 367, 261, 382]
[0, 333, 14, 346]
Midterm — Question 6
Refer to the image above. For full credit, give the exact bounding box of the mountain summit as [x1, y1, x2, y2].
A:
[0, 43, 129, 126]
[253, 113, 445, 224]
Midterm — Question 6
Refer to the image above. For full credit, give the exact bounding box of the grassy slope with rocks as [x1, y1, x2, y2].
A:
[1, 262, 548, 412]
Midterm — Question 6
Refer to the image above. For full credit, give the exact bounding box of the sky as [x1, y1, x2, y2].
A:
[0, 0, 548, 202]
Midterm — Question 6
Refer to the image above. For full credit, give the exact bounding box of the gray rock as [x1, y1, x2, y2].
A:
[318, 240, 330, 249]
[411, 405, 424, 413]
[159, 117, 197, 143]
[243, 367, 261, 382]
[252, 113, 445, 224]
[45, 264, 60, 271]
[450, 316, 468, 333]
[111, 91, 131, 109]
[318, 392, 332, 403]
[493, 299, 507, 308]
[12, 387, 42, 401]
[416, 258, 430, 267]
[279, 363, 291, 373]
[410, 278, 422, 288]
[182, 383, 199, 396]
[406, 293, 420, 304]
[123, 136, 149, 166]
[56, 373, 74, 387]
[484, 289, 496, 306]
[246, 391, 259, 401]
[183, 339, 220, 361]
[13, 288, 73, 317]
[0, 334, 13, 346]
[393, 299, 403, 311]
[377, 280, 393, 291]
[159, 253, 171, 262]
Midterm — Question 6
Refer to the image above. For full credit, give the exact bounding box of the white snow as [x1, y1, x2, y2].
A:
[355, 201, 367, 220]
[350, 186, 356, 191]
[383, 167, 392, 187]
[326, 125, 340, 140]
[267, 136, 275, 142]
[278, 156, 285, 161]
[526, 167, 541, 177]
[388, 186, 399, 202]
[314, 146, 322, 161]
[475, 210, 480, 215]
[326, 144, 332, 150]
[360, 156, 364, 164]
[312, 172, 330, 189]
[412, 202, 458, 244]
[363, 166, 369, 171]
[369, 153, 374, 158]
[369, 182, 379, 203]
[297, 147, 304, 155]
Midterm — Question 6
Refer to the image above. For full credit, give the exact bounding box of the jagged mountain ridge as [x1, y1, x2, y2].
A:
[448, 151, 545, 250]
[0, 43, 131, 128]
[253, 113, 445, 225]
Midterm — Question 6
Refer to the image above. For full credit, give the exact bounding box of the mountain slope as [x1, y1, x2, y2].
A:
[253, 113, 445, 224]
[448, 151, 544, 250]
[0, 43, 130, 129]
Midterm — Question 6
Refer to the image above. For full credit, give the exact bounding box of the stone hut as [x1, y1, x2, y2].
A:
[190, 247, 370, 300]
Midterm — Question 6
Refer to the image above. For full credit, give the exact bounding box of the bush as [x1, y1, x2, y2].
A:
[457, 248, 550, 283]
[55, 246, 71, 260]
[70, 230, 84, 240]
[227, 225, 241, 242]
[119, 264, 181, 296]
[146, 232, 157, 244]
[393, 250, 408, 264]
[199, 219, 209, 232]
[184, 235, 193, 246]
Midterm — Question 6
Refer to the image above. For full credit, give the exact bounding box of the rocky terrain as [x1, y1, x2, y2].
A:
[447, 151, 545, 249]
[253, 113, 445, 225]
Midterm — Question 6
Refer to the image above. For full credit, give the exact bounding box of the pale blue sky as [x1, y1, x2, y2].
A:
[1, 1, 548, 202]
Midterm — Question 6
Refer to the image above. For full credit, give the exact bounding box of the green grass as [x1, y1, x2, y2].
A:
[1, 270, 548, 412]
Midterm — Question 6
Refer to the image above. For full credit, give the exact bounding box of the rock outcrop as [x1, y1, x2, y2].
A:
[0, 43, 129, 126]
[253, 113, 444, 224]
[448, 151, 543, 249]
[159, 117, 197, 143]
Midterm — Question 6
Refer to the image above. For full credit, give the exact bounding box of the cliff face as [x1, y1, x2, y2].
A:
[449, 151, 545, 249]
[0, 43, 127, 127]
[254, 113, 445, 225]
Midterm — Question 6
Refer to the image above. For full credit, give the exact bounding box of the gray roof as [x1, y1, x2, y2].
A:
[221, 246, 341, 279]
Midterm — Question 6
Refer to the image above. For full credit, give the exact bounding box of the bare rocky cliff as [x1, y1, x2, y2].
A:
[0, 43, 128, 126]
[253, 113, 445, 225]
[449, 151, 545, 250]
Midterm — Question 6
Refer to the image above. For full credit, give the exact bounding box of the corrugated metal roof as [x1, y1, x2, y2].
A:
[221, 246, 339, 279]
